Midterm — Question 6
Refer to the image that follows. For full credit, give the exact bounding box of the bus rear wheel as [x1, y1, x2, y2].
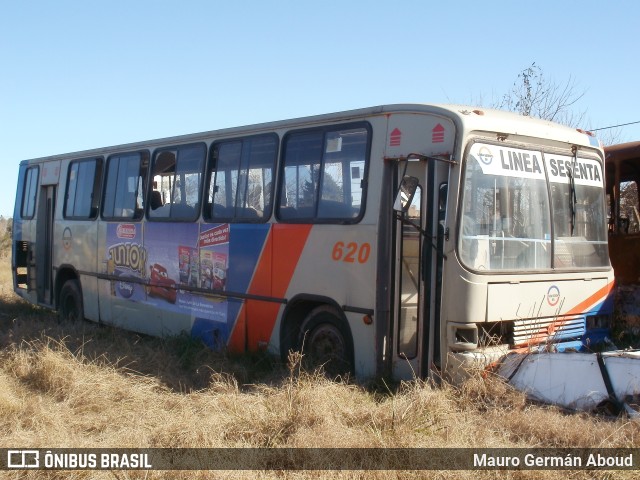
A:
[299, 306, 353, 377]
[59, 279, 84, 323]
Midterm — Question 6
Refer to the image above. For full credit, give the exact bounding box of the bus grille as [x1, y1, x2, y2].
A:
[513, 316, 585, 347]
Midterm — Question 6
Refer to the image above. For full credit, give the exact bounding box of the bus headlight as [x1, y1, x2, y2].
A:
[447, 322, 479, 351]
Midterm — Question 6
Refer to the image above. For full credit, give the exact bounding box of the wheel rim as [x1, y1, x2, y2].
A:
[306, 323, 348, 374]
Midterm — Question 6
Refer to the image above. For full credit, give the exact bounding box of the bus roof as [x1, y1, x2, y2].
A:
[18, 103, 600, 164]
[605, 141, 640, 163]
[604, 140, 640, 184]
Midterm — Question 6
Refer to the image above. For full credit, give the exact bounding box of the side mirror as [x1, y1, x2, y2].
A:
[393, 176, 419, 212]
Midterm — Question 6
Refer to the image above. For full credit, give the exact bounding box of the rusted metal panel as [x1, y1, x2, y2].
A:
[605, 141, 640, 188]
[605, 142, 640, 282]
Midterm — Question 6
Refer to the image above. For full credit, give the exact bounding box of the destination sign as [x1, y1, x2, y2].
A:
[469, 143, 604, 188]
[545, 154, 603, 188]
[470, 143, 545, 180]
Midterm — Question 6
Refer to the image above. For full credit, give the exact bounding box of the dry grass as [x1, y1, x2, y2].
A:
[0, 254, 639, 479]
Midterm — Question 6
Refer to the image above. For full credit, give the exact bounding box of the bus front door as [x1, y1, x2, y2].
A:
[392, 160, 448, 380]
[36, 185, 56, 305]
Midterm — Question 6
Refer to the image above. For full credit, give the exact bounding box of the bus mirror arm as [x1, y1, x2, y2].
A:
[396, 214, 448, 261]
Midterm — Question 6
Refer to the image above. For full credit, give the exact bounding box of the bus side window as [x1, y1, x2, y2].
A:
[277, 124, 369, 223]
[64, 158, 103, 220]
[102, 151, 149, 220]
[149, 143, 206, 221]
[204, 134, 277, 223]
[21, 166, 39, 219]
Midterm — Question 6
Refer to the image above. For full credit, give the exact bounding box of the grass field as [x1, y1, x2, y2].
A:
[0, 252, 638, 479]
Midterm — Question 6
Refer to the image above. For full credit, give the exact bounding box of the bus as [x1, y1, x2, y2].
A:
[11, 104, 615, 380]
[605, 141, 640, 327]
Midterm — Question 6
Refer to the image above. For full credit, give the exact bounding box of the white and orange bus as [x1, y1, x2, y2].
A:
[12, 104, 615, 379]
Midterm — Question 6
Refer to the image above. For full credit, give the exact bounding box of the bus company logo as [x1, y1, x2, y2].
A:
[478, 147, 493, 165]
[62, 227, 72, 250]
[547, 285, 561, 307]
[117, 224, 137, 239]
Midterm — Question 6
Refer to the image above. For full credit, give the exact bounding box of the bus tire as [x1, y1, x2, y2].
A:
[59, 279, 84, 323]
[298, 305, 353, 377]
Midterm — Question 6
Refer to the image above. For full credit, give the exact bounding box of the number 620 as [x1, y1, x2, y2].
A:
[331, 241, 371, 264]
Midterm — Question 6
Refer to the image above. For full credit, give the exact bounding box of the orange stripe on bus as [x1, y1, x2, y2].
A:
[228, 224, 312, 352]
[564, 281, 615, 318]
[513, 280, 615, 351]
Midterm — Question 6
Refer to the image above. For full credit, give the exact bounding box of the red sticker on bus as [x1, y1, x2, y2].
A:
[432, 124, 445, 143]
[389, 128, 402, 146]
[199, 224, 230, 247]
[117, 224, 137, 239]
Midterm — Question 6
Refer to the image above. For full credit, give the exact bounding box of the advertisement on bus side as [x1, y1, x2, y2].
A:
[106, 223, 146, 302]
[105, 223, 231, 343]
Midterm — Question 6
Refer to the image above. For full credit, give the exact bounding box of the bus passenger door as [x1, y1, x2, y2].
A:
[36, 185, 56, 305]
[392, 160, 448, 380]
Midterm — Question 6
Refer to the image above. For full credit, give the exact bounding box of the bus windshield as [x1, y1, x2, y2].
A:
[460, 142, 608, 271]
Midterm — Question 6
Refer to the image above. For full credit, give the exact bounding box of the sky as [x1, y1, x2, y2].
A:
[2, 0, 639, 218]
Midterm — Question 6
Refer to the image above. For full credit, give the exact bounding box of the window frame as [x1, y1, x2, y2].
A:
[20, 165, 40, 220]
[545, 150, 609, 269]
[146, 142, 206, 222]
[63, 157, 103, 220]
[101, 150, 150, 222]
[203, 133, 279, 224]
[457, 139, 609, 274]
[275, 121, 371, 224]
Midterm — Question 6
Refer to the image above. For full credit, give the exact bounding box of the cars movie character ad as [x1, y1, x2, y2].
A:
[144, 222, 231, 348]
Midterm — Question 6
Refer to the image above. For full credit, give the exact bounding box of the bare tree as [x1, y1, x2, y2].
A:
[594, 128, 624, 147]
[494, 63, 626, 145]
[496, 62, 587, 126]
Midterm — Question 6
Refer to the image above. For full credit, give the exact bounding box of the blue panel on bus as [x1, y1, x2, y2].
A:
[226, 224, 271, 292]
[582, 328, 611, 348]
[192, 223, 270, 349]
[191, 318, 230, 349]
[591, 292, 615, 316]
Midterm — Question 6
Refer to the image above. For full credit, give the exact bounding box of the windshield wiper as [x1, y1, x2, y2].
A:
[567, 149, 578, 236]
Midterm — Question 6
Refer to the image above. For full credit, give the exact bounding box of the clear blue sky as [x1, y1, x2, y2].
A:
[2, 0, 639, 218]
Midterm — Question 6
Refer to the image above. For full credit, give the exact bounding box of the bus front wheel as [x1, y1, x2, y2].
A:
[59, 280, 84, 323]
[299, 306, 353, 377]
